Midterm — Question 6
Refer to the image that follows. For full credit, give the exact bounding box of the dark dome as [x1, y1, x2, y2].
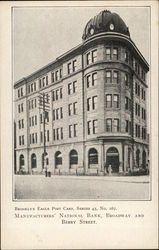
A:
[82, 10, 130, 40]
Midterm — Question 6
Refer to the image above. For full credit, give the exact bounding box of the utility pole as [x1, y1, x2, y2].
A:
[38, 92, 50, 176]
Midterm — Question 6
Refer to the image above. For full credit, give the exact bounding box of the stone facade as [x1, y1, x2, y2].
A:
[14, 10, 149, 176]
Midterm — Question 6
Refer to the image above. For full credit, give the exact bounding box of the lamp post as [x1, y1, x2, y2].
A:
[38, 92, 50, 176]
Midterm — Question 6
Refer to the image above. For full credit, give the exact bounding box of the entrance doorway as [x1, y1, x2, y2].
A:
[106, 147, 119, 173]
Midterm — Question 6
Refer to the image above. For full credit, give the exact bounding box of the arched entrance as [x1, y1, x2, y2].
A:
[31, 153, 37, 169]
[69, 150, 78, 168]
[55, 151, 62, 169]
[142, 150, 146, 168]
[106, 147, 119, 173]
[19, 154, 24, 169]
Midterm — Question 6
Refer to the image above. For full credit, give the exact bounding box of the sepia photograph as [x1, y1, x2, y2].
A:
[13, 6, 151, 200]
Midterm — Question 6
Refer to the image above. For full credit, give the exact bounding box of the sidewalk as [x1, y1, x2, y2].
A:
[17, 174, 150, 183]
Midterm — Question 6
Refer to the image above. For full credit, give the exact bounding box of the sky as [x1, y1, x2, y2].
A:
[13, 6, 150, 82]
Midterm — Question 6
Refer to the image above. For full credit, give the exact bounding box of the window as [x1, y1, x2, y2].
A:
[68, 104, 72, 116]
[68, 62, 72, 74]
[18, 89, 20, 98]
[113, 48, 118, 60]
[88, 148, 98, 165]
[113, 95, 119, 108]
[114, 119, 119, 132]
[87, 52, 91, 65]
[73, 60, 77, 72]
[73, 81, 77, 93]
[87, 121, 91, 135]
[106, 94, 112, 108]
[40, 132, 43, 143]
[68, 83, 72, 95]
[126, 120, 129, 133]
[51, 72, 54, 83]
[21, 103, 23, 112]
[18, 120, 21, 129]
[61, 128, 63, 140]
[60, 69, 62, 78]
[106, 119, 112, 132]
[34, 82, 36, 91]
[21, 88, 23, 97]
[106, 71, 111, 83]
[87, 75, 91, 88]
[70, 150, 78, 166]
[31, 84, 33, 92]
[125, 51, 129, 63]
[57, 128, 59, 140]
[125, 74, 129, 86]
[87, 98, 91, 111]
[56, 109, 59, 120]
[92, 96, 97, 110]
[56, 89, 59, 100]
[113, 71, 118, 83]
[69, 125, 72, 138]
[73, 102, 77, 115]
[92, 73, 97, 86]
[52, 88, 62, 101]
[60, 88, 62, 99]
[92, 50, 97, 62]
[106, 48, 111, 60]
[125, 97, 129, 110]
[60, 107, 63, 119]
[35, 116, 37, 125]
[93, 120, 98, 134]
[74, 124, 77, 137]
[135, 82, 138, 95]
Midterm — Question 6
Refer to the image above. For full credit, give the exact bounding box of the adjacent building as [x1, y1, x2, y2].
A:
[14, 10, 149, 175]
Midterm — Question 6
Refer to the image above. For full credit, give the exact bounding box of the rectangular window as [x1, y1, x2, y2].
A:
[87, 121, 91, 135]
[135, 103, 138, 116]
[126, 120, 129, 132]
[18, 89, 20, 98]
[125, 74, 129, 86]
[32, 99, 34, 109]
[55, 71, 59, 81]
[22, 119, 24, 128]
[61, 127, 63, 140]
[57, 128, 59, 140]
[73, 102, 77, 115]
[68, 104, 72, 116]
[125, 97, 129, 110]
[35, 116, 37, 125]
[56, 89, 59, 100]
[21, 103, 23, 112]
[52, 91, 55, 101]
[135, 82, 138, 95]
[69, 125, 72, 138]
[73, 81, 77, 93]
[21, 88, 23, 97]
[22, 135, 24, 145]
[92, 72, 97, 86]
[51, 72, 54, 83]
[29, 117, 31, 127]
[34, 82, 36, 91]
[74, 124, 77, 137]
[87, 52, 91, 65]
[114, 119, 119, 132]
[113, 71, 118, 83]
[19, 120, 21, 129]
[40, 114, 43, 124]
[28, 85, 30, 94]
[93, 120, 97, 134]
[138, 125, 140, 138]
[92, 96, 97, 110]
[87, 75, 91, 88]
[60, 88, 62, 99]
[56, 109, 59, 120]
[87, 98, 91, 111]
[60, 69, 62, 78]
[106, 94, 112, 108]
[53, 110, 55, 120]
[92, 50, 97, 63]
[60, 107, 63, 119]
[135, 124, 138, 137]
[39, 79, 42, 89]
[68, 62, 72, 74]
[35, 133, 37, 143]
[113, 95, 119, 108]
[31, 83, 33, 92]
[73, 60, 77, 72]
[32, 116, 34, 126]
[113, 48, 118, 60]
[125, 51, 129, 63]
[106, 48, 111, 60]
[106, 71, 111, 83]
[18, 104, 20, 113]
[68, 83, 72, 95]
[138, 85, 140, 97]
[106, 119, 112, 132]
[34, 99, 37, 108]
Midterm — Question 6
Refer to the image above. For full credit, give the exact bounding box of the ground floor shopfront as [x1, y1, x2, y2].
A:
[16, 138, 149, 176]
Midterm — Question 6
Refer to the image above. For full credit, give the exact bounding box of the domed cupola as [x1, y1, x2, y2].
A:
[82, 10, 130, 41]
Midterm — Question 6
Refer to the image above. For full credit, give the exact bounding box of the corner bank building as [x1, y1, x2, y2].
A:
[14, 10, 149, 175]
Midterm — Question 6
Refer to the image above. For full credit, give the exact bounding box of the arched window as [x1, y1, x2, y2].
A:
[55, 151, 62, 168]
[31, 153, 37, 168]
[70, 150, 78, 167]
[107, 147, 119, 155]
[136, 149, 140, 167]
[88, 148, 98, 165]
[19, 154, 24, 168]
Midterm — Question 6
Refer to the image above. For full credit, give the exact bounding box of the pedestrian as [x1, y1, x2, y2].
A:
[108, 164, 112, 176]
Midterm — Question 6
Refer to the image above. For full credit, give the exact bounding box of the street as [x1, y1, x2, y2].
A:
[14, 175, 150, 200]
